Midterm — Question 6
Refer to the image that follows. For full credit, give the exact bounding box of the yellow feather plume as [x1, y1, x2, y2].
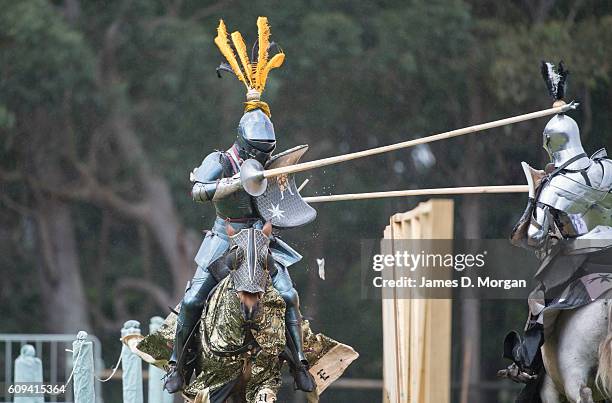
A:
[230, 31, 252, 86]
[255, 16, 270, 89]
[259, 52, 285, 90]
[214, 20, 247, 87]
[213, 16, 283, 110]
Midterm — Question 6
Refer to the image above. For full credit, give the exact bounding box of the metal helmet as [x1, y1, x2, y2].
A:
[542, 114, 590, 170]
[228, 228, 271, 295]
[213, 18, 285, 164]
[236, 109, 276, 164]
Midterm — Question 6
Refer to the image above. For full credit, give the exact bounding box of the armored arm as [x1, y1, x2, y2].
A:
[190, 152, 242, 202]
[511, 162, 547, 249]
[527, 204, 552, 248]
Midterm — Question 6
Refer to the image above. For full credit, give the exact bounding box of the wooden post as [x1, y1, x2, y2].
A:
[13, 344, 44, 403]
[121, 320, 144, 403]
[73, 331, 96, 403]
[147, 316, 174, 403]
[382, 199, 453, 403]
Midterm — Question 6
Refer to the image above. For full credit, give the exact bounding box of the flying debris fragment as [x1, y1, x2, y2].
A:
[411, 144, 436, 171]
[317, 258, 325, 280]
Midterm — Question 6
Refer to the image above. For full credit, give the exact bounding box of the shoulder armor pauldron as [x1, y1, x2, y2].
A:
[540, 174, 611, 214]
[591, 148, 608, 160]
[191, 151, 225, 183]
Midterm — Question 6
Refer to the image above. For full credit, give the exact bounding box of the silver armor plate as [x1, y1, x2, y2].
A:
[538, 152, 612, 236]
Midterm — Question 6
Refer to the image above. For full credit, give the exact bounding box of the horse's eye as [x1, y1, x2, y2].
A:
[225, 247, 241, 270]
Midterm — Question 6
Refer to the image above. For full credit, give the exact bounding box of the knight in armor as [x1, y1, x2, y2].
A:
[499, 62, 612, 398]
[163, 18, 315, 394]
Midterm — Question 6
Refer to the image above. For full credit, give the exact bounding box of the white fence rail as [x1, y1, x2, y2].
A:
[0, 317, 173, 403]
[0, 332, 104, 403]
[2, 318, 382, 403]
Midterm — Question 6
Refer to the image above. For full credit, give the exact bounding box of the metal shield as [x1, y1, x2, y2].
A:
[254, 145, 317, 228]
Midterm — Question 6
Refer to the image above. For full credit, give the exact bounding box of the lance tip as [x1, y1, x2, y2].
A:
[561, 100, 579, 111]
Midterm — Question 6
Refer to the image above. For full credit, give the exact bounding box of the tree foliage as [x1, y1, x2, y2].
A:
[1, 0, 611, 400]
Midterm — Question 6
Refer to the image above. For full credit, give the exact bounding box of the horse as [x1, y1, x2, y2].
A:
[131, 224, 358, 403]
[539, 291, 612, 403]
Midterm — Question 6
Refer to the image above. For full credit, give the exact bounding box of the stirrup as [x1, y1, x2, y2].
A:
[497, 363, 538, 384]
[290, 360, 315, 392]
[163, 363, 184, 394]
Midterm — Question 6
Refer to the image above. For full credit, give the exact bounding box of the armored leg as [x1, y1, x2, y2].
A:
[271, 262, 305, 361]
[165, 265, 218, 393]
[504, 324, 544, 369]
[271, 262, 315, 392]
[172, 265, 219, 363]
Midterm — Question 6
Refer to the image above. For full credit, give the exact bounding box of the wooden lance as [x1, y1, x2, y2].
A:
[303, 185, 529, 203]
[240, 102, 576, 196]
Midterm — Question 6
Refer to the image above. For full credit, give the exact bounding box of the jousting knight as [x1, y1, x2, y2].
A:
[499, 62, 612, 400]
[163, 17, 316, 394]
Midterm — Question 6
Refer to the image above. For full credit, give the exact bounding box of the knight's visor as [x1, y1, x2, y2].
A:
[248, 139, 276, 153]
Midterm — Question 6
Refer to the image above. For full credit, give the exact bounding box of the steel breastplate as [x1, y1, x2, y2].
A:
[212, 187, 258, 220]
[539, 161, 612, 236]
[213, 149, 259, 220]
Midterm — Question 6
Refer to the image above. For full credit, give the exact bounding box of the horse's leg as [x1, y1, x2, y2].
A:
[541, 373, 564, 403]
[542, 325, 564, 400]
[595, 299, 612, 401]
[555, 300, 609, 403]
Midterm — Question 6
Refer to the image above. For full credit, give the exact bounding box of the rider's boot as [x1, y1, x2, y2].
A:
[164, 270, 218, 393]
[285, 307, 316, 392]
[163, 313, 195, 393]
[497, 328, 543, 383]
[271, 262, 316, 392]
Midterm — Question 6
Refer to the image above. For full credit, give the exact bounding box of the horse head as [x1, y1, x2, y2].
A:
[226, 222, 273, 322]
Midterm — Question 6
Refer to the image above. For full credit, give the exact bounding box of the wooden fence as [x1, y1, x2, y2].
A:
[381, 199, 454, 403]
